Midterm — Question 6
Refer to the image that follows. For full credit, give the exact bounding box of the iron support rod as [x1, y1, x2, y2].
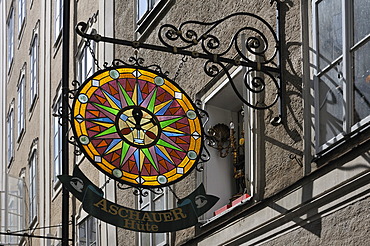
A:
[0, 232, 73, 241]
[62, 0, 71, 245]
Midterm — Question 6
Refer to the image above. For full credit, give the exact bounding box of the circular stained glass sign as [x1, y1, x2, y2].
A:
[72, 67, 204, 187]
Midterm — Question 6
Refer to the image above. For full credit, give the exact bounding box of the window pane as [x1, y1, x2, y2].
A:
[140, 232, 150, 246]
[79, 221, 87, 246]
[88, 217, 97, 245]
[318, 0, 342, 70]
[318, 65, 344, 146]
[153, 194, 164, 211]
[353, 0, 370, 44]
[138, 0, 148, 20]
[154, 233, 165, 245]
[7, 10, 14, 69]
[353, 41, 370, 123]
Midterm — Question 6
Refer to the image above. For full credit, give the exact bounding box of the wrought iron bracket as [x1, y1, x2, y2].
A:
[76, 0, 284, 118]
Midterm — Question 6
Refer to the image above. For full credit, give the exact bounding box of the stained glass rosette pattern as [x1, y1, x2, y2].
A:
[72, 67, 203, 187]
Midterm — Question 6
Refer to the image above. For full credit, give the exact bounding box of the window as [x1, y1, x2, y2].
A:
[6, 175, 25, 245]
[18, 0, 26, 33]
[138, 190, 168, 246]
[30, 34, 38, 107]
[1, 175, 25, 245]
[313, 0, 370, 152]
[17, 74, 25, 139]
[78, 216, 98, 246]
[135, 0, 173, 36]
[7, 8, 14, 71]
[54, 0, 63, 41]
[199, 67, 255, 219]
[137, 0, 160, 21]
[78, 43, 95, 83]
[29, 150, 37, 224]
[7, 108, 14, 165]
[53, 94, 62, 185]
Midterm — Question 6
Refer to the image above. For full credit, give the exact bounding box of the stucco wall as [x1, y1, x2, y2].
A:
[113, 0, 305, 245]
[261, 196, 370, 246]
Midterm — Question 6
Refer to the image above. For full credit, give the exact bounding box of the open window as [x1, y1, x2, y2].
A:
[198, 67, 256, 220]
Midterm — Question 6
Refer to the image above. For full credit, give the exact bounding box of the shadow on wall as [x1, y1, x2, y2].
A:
[263, 0, 324, 238]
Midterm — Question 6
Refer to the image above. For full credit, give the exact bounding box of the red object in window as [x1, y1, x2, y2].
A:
[214, 204, 232, 216]
[231, 193, 251, 207]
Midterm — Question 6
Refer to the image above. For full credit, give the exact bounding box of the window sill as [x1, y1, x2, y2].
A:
[200, 194, 252, 227]
[7, 157, 14, 168]
[313, 120, 370, 167]
[53, 31, 63, 57]
[18, 19, 26, 44]
[28, 219, 38, 232]
[28, 96, 38, 120]
[17, 128, 25, 145]
[52, 181, 63, 201]
[7, 59, 14, 78]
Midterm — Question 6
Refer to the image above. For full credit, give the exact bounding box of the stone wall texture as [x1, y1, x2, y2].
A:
[261, 197, 370, 246]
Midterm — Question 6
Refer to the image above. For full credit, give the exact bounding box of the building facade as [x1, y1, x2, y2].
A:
[1, 0, 369, 245]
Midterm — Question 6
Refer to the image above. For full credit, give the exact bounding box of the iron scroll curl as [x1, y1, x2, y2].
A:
[75, 9, 282, 111]
[158, 12, 279, 65]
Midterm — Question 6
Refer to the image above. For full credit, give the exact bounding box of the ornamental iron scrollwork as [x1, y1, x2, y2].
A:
[75, 0, 283, 112]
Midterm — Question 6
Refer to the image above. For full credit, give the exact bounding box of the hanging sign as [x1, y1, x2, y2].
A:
[59, 166, 218, 232]
[63, 65, 218, 232]
[71, 66, 204, 187]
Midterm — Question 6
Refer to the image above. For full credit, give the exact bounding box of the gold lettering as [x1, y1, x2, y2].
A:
[109, 204, 119, 215]
[151, 224, 158, 232]
[171, 208, 187, 220]
[145, 222, 152, 231]
[151, 212, 162, 222]
[123, 219, 136, 229]
[93, 199, 108, 212]
[129, 210, 141, 220]
[137, 221, 145, 231]
[141, 212, 153, 222]
[161, 212, 173, 222]
[118, 208, 128, 218]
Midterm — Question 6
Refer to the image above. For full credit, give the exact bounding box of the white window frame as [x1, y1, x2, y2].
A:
[138, 189, 169, 246]
[53, 93, 62, 187]
[7, 107, 14, 165]
[28, 149, 37, 225]
[54, 0, 63, 41]
[313, 0, 370, 153]
[29, 34, 38, 108]
[4, 175, 25, 245]
[198, 66, 256, 220]
[78, 216, 98, 246]
[17, 72, 25, 140]
[7, 7, 14, 72]
[18, 0, 26, 34]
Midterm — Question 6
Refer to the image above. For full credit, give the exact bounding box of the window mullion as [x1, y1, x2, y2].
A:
[342, 0, 353, 133]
